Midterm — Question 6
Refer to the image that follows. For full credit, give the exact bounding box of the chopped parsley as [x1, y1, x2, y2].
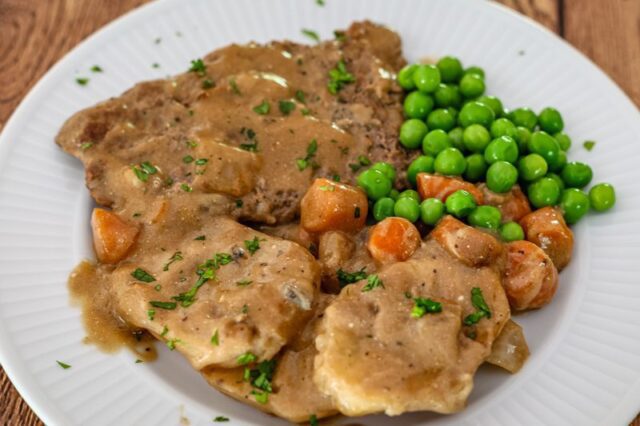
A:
[80, 142, 93, 150]
[279, 100, 296, 115]
[337, 267, 367, 287]
[229, 77, 241, 94]
[147, 309, 156, 320]
[295, 89, 306, 104]
[236, 279, 253, 287]
[348, 155, 371, 172]
[180, 183, 192, 192]
[202, 78, 215, 89]
[213, 417, 229, 422]
[354, 206, 361, 218]
[583, 140, 596, 151]
[411, 297, 443, 318]
[163, 251, 184, 271]
[132, 161, 157, 182]
[152, 63, 160, 69]
[131, 268, 156, 283]
[154, 284, 162, 291]
[237, 352, 257, 365]
[318, 184, 335, 191]
[189, 58, 206, 76]
[244, 359, 276, 404]
[463, 287, 492, 326]
[166, 338, 181, 350]
[186, 139, 198, 148]
[56, 360, 71, 369]
[241, 304, 249, 314]
[316, 0, 325, 5]
[76, 77, 89, 86]
[244, 236, 262, 255]
[194, 235, 206, 241]
[90, 65, 103, 73]
[296, 139, 318, 171]
[253, 100, 271, 115]
[236, 199, 244, 208]
[211, 329, 219, 346]
[172, 267, 215, 308]
[309, 414, 319, 426]
[301, 28, 320, 43]
[149, 301, 177, 310]
[334, 30, 346, 42]
[182, 155, 194, 164]
[361, 274, 384, 292]
[327, 59, 355, 94]
[160, 325, 169, 337]
[195, 158, 208, 166]
[135, 359, 144, 364]
[240, 141, 259, 152]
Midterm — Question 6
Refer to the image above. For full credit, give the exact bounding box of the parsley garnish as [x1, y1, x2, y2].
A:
[163, 251, 183, 271]
[147, 309, 156, 320]
[152, 63, 160, 69]
[211, 329, 219, 346]
[213, 417, 229, 422]
[202, 78, 215, 89]
[337, 267, 367, 287]
[132, 268, 156, 283]
[154, 284, 162, 291]
[195, 158, 208, 166]
[334, 30, 346, 42]
[327, 59, 355, 94]
[279, 100, 296, 115]
[135, 359, 144, 364]
[244, 237, 262, 255]
[189, 58, 206, 76]
[149, 301, 177, 310]
[76, 77, 89, 86]
[172, 267, 215, 307]
[56, 360, 71, 369]
[183, 155, 194, 164]
[194, 235, 206, 241]
[132, 161, 157, 182]
[229, 78, 241, 94]
[180, 183, 192, 192]
[244, 359, 276, 404]
[318, 185, 335, 191]
[310, 414, 319, 426]
[160, 325, 169, 337]
[296, 139, 318, 171]
[295, 90, 306, 104]
[186, 139, 198, 148]
[90, 65, 102, 73]
[237, 352, 257, 365]
[362, 274, 384, 292]
[348, 155, 371, 172]
[316, 0, 325, 5]
[253, 100, 270, 115]
[236, 279, 252, 286]
[301, 29, 320, 43]
[463, 287, 492, 325]
[583, 140, 596, 151]
[411, 297, 443, 318]
[166, 338, 181, 350]
[80, 142, 93, 150]
[240, 141, 259, 152]
[241, 304, 249, 314]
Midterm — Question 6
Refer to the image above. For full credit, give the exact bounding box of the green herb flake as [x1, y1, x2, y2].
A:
[362, 274, 384, 292]
[240, 141, 259, 152]
[404, 291, 413, 299]
[237, 352, 257, 365]
[172, 267, 215, 308]
[183, 155, 194, 164]
[213, 417, 229, 423]
[194, 235, 206, 241]
[80, 142, 93, 150]
[583, 140, 596, 151]
[244, 236, 262, 255]
[189, 58, 206, 76]
[147, 309, 156, 321]
[132, 268, 156, 283]
[253, 100, 271, 115]
[316, 0, 325, 6]
[327, 59, 355, 94]
[211, 329, 220, 346]
[154, 284, 162, 291]
[152, 63, 160, 69]
[160, 325, 169, 337]
[180, 183, 193, 192]
[132, 161, 158, 183]
[279, 100, 296, 115]
[186, 139, 198, 148]
[337, 267, 367, 288]
[149, 301, 177, 310]
[301, 108, 311, 116]
[166, 338, 181, 350]
[296, 139, 318, 171]
[195, 158, 208, 166]
[334, 30, 346, 42]
[56, 360, 71, 369]
[358, 155, 371, 166]
[318, 185, 335, 192]
[76, 77, 89, 86]
[241, 304, 249, 314]
[301, 29, 320, 43]
[310, 414, 319, 426]
[229, 78, 241, 94]
[251, 390, 269, 404]
[463, 287, 492, 326]
[202, 78, 215, 89]
[235, 199, 244, 208]
[236, 279, 253, 287]
[411, 297, 443, 318]
[163, 251, 184, 271]
[295, 89, 306, 104]
[90, 65, 103, 73]
[135, 359, 144, 364]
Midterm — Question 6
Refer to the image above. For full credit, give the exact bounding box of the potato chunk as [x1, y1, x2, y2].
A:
[519, 206, 573, 270]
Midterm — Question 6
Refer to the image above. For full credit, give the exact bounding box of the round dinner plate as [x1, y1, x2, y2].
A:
[1, 0, 639, 425]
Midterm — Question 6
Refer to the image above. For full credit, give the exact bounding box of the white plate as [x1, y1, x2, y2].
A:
[1, 0, 640, 424]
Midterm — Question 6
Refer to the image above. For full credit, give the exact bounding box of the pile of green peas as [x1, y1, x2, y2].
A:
[356, 56, 616, 231]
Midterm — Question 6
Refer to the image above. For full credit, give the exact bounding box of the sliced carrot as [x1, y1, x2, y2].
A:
[301, 178, 368, 234]
[416, 173, 484, 204]
[367, 217, 421, 263]
[519, 206, 573, 270]
[91, 208, 139, 264]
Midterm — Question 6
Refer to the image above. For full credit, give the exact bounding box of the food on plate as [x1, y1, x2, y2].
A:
[58, 20, 616, 423]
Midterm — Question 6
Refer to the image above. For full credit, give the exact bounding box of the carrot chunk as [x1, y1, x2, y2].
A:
[301, 178, 368, 234]
[91, 208, 139, 264]
[416, 173, 484, 204]
[367, 217, 421, 263]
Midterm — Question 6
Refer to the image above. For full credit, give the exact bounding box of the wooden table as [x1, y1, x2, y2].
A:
[0, 0, 638, 424]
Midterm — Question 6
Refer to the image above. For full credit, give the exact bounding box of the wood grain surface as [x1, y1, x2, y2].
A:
[0, 1, 639, 425]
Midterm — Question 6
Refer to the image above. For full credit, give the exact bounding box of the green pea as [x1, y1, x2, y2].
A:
[515, 126, 531, 153]
[445, 190, 477, 218]
[554, 132, 572, 151]
[518, 153, 548, 181]
[538, 107, 564, 134]
[397, 64, 417, 90]
[508, 108, 538, 130]
[499, 222, 524, 242]
[549, 150, 567, 173]
[434, 147, 466, 176]
[484, 136, 519, 164]
[468, 205, 502, 229]
[528, 131, 561, 170]
[437, 56, 464, 83]
[559, 188, 589, 224]
[357, 169, 392, 201]
[459, 73, 485, 98]
[389, 189, 400, 201]
[394, 197, 420, 222]
[422, 129, 452, 156]
[403, 92, 434, 119]
[527, 177, 561, 208]
[398, 189, 420, 202]
[561, 161, 593, 188]
[476, 95, 504, 117]
[490, 118, 518, 139]
[546, 172, 565, 192]
[463, 124, 491, 153]
[420, 198, 445, 225]
[464, 153, 487, 182]
[434, 84, 462, 108]
[413, 64, 441, 93]
[459, 101, 495, 128]
[426, 108, 456, 131]
[399, 119, 429, 149]
[589, 183, 616, 212]
[448, 127, 465, 151]
[373, 197, 395, 221]
[464, 66, 485, 79]
[370, 162, 396, 182]
[407, 156, 435, 186]
[486, 161, 518, 193]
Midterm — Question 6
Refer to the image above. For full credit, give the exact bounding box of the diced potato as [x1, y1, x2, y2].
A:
[519, 206, 573, 270]
[300, 178, 368, 234]
[486, 320, 530, 373]
[417, 173, 484, 204]
[91, 208, 139, 264]
[430, 215, 502, 267]
[367, 217, 421, 263]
